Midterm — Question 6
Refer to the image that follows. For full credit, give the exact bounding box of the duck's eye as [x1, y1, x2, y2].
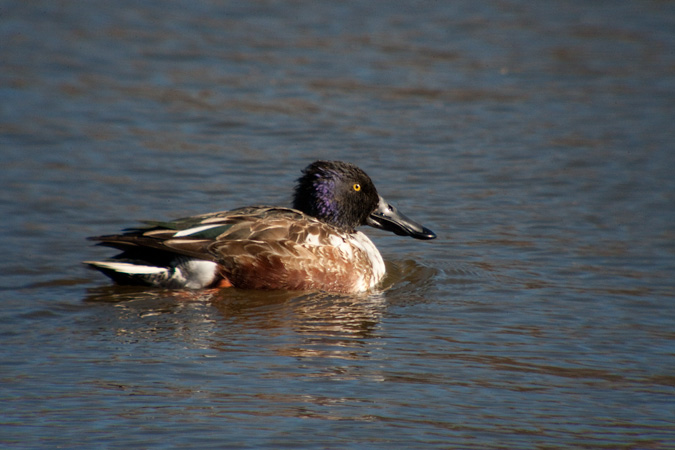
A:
[353, 183, 361, 192]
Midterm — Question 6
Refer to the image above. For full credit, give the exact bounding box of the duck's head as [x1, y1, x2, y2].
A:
[293, 160, 436, 240]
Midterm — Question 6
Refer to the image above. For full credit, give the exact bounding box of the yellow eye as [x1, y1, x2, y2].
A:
[353, 183, 361, 192]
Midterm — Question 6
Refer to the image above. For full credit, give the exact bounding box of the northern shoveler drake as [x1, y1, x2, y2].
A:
[85, 160, 436, 293]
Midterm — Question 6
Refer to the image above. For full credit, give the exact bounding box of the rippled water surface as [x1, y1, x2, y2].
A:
[2, 1, 674, 448]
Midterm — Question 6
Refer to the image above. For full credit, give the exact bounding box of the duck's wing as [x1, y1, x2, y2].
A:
[87, 206, 307, 261]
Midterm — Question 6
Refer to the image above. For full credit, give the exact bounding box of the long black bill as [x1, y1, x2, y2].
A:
[366, 196, 436, 240]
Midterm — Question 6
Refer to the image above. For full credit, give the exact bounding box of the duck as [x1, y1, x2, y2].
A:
[85, 160, 436, 293]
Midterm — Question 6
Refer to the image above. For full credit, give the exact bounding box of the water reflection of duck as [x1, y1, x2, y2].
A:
[85, 161, 435, 293]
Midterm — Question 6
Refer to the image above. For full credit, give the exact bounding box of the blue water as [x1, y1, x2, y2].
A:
[1, 1, 674, 448]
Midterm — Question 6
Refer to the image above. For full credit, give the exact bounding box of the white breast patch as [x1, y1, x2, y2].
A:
[349, 231, 386, 289]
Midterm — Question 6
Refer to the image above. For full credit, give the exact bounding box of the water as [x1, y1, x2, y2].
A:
[1, 0, 674, 448]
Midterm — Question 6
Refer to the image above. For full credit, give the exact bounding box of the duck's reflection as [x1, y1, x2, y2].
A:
[84, 284, 386, 359]
[82, 259, 436, 361]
